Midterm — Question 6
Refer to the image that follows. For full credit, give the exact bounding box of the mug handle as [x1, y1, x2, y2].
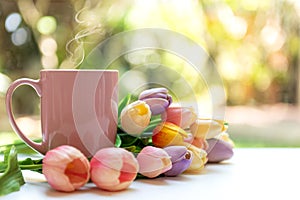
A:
[5, 78, 45, 154]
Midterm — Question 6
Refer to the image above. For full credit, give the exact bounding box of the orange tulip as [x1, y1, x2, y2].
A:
[152, 122, 191, 148]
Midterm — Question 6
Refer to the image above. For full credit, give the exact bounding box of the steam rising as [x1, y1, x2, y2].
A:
[65, 0, 104, 68]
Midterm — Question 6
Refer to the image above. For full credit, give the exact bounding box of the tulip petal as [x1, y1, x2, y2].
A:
[143, 98, 169, 115]
[191, 137, 209, 150]
[137, 146, 172, 178]
[185, 145, 207, 172]
[138, 88, 172, 115]
[120, 100, 151, 136]
[90, 148, 139, 191]
[161, 107, 197, 129]
[42, 145, 90, 192]
[152, 122, 189, 147]
[163, 146, 193, 176]
[141, 93, 168, 99]
[164, 153, 193, 176]
[190, 119, 227, 139]
[163, 146, 187, 163]
[206, 138, 234, 163]
[139, 88, 168, 99]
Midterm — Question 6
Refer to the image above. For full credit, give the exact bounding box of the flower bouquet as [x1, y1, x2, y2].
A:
[0, 87, 234, 195]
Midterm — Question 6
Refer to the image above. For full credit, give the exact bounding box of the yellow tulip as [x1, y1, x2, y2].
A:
[120, 100, 151, 136]
[185, 144, 208, 172]
[190, 119, 227, 139]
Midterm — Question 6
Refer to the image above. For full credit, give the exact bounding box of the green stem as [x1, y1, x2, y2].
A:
[19, 164, 42, 171]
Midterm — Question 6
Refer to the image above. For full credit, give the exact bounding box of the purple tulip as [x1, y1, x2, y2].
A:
[163, 146, 193, 176]
[206, 138, 234, 163]
[139, 88, 172, 115]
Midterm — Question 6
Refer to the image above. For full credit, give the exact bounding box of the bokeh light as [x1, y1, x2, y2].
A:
[41, 54, 58, 69]
[260, 20, 286, 52]
[0, 73, 11, 95]
[11, 27, 29, 46]
[36, 16, 57, 35]
[5, 13, 22, 32]
[40, 37, 57, 56]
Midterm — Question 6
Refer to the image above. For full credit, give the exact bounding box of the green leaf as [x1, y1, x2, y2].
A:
[118, 94, 132, 118]
[0, 146, 25, 196]
[143, 117, 162, 132]
[115, 134, 122, 147]
[18, 158, 43, 174]
[124, 146, 136, 152]
[119, 133, 139, 147]
[0, 139, 42, 154]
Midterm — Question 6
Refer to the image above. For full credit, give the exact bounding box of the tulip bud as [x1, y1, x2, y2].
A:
[161, 107, 197, 129]
[42, 145, 90, 192]
[136, 146, 172, 178]
[190, 119, 227, 139]
[90, 147, 139, 191]
[139, 88, 172, 115]
[163, 146, 193, 176]
[152, 122, 191, 148]
[218, 132, 235, 148]
[206, 138, 234, 163]
[185, 145, 208, 172]
[120, 100, 151, 136]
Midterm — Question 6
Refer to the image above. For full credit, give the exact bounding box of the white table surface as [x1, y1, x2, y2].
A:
[1, 148, 300, 200]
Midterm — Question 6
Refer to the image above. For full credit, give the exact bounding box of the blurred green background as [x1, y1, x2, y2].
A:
[0, 0, 300, 148]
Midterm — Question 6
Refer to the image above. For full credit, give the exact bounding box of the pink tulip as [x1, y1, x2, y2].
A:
[161, 107, 197, 129]
[90, 147, 139, 191]
[136, 146, 172, 178]
[42, 145, 90, 192]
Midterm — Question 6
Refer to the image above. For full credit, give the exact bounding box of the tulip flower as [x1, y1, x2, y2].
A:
[90, 147, 139, 191]
[190, 119, 227, 139]
[152, 122, 192, 148]
[206, 138, 234, 163]
[163, 146, 193, 176]
[139, 87, 172, 115]
[161, 107, 197, 129]
[136, 146, 172, 178]
[120, 100, 151, 136]
[217, 132, 235, 148]
[185, 145, 208, 172]
[42, 145, 90, 192]
[191, 137, 209, 150]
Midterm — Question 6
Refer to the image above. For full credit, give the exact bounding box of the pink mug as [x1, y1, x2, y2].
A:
[6, 69, 118, 157]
